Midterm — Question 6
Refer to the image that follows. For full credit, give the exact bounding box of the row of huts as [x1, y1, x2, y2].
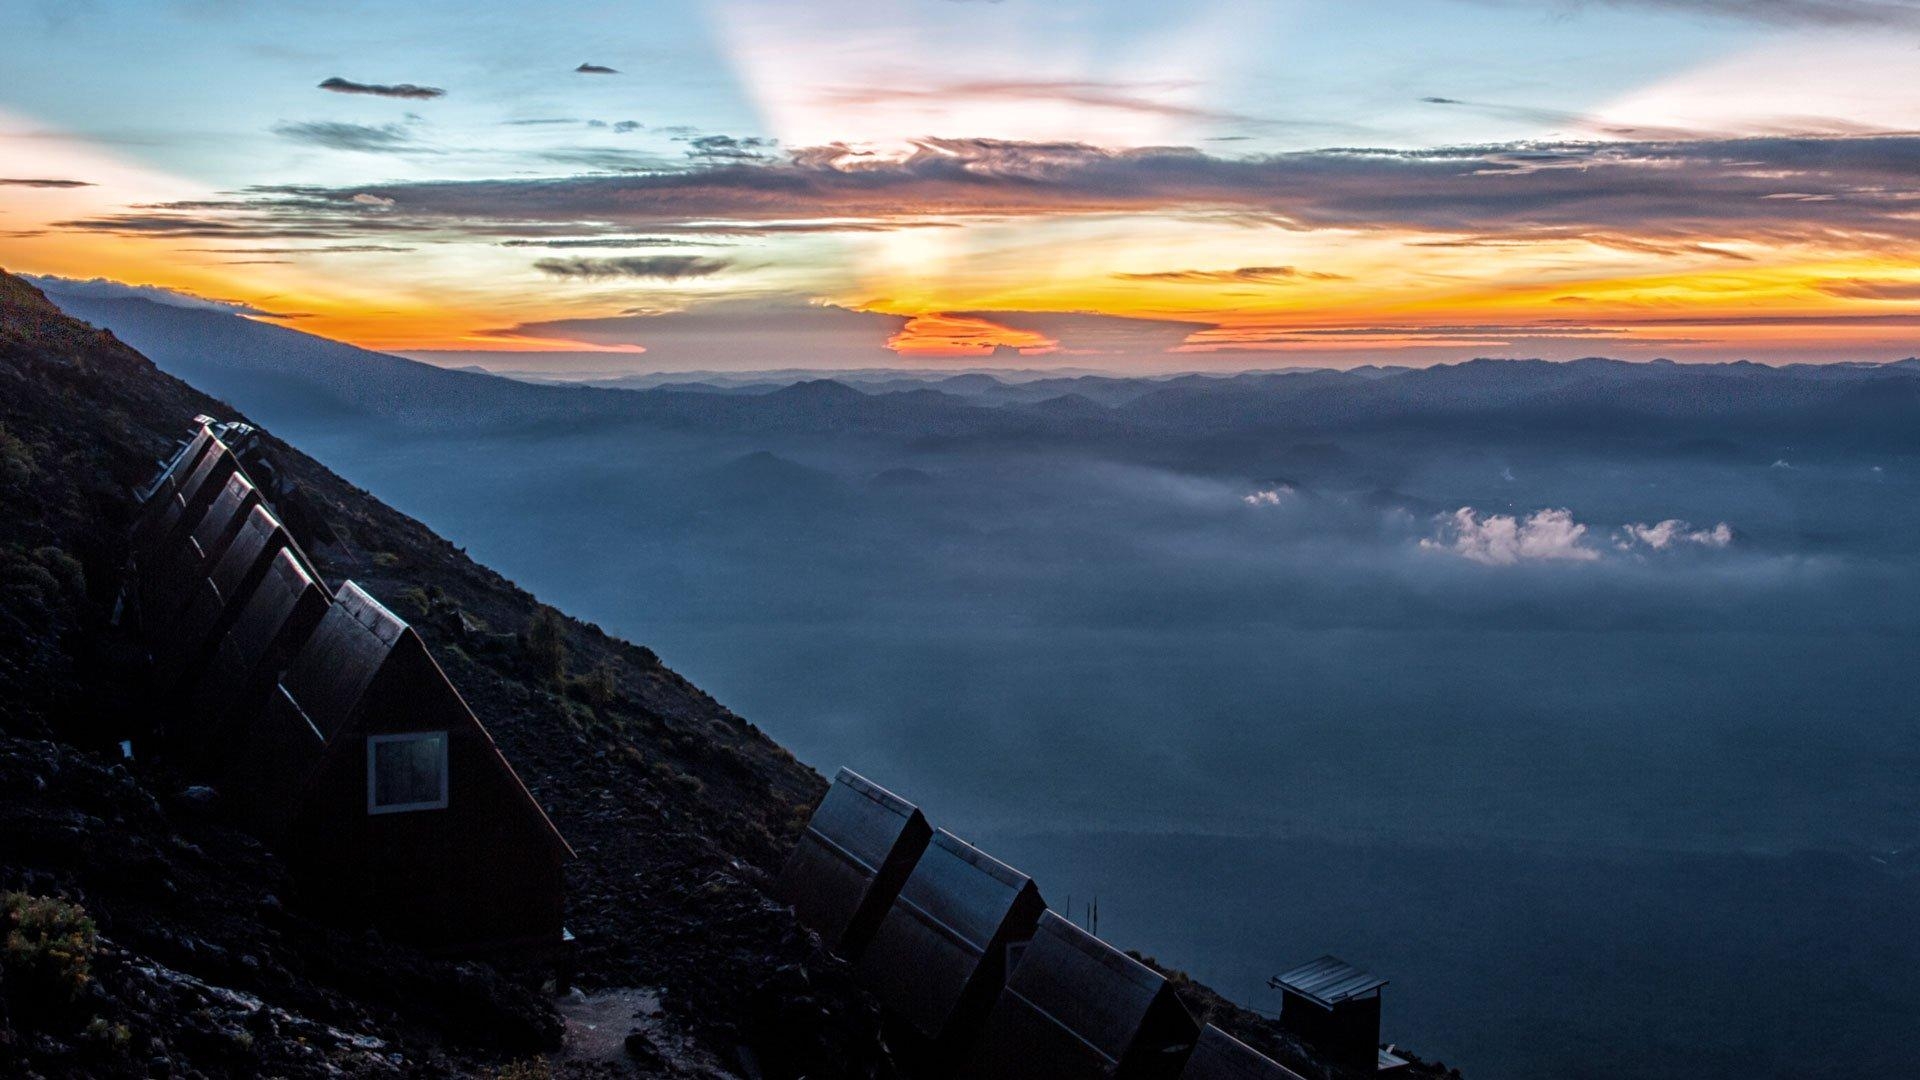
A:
[127, 420, 573, 955]
[779, 768, 1409, 1079]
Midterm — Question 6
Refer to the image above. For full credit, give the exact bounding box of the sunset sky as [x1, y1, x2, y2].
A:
[5, 0, 1920, 371]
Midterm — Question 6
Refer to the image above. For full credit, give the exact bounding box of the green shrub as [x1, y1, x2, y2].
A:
[523, 607, 568, 684]
[0, 424, 33, 488]
[398, 586, 432, 617]
[567, 663, 618, 707]
[82, 1015, 132, 1051]
[2, 892, 99, 1000]
[33, 546, 85, 596]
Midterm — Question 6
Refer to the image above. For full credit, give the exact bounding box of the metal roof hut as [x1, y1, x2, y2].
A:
[855, 828, 1047, 1059]
[1271, 956, 1400, 1073]
[150, 501, 305, 687]
[133, 427, 236, 564]
[962, 910, 1200, 1080]
[1177, 1026, 1309, 1080]
[175, 546, 330, 763]
[141, 467, 260, 623]
[240, 581, 575, 953]
[131, 423, 217, 548]
[778, 767, 933, 959]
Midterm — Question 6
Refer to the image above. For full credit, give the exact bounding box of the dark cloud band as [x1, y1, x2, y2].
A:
[318, 76, 445, 100]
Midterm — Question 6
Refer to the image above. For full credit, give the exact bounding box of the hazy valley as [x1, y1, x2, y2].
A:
[43, 281, 1920, 1080]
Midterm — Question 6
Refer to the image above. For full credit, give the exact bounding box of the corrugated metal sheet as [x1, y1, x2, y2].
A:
[778, 767, 932, 958]
[962, 911, 1197, 1080]
[179, 548, 328, 756]
[133, 426, 215, 538]
[855, 828, 1046, 1046]
[153, 504, 291, 682]
[1177, 1026, 1308, 1080]
[277, 581, 402, 741]
[143, 470, 259, 621]
[207, 505, 287, 600]
[1271, 956, 1387, 1007]
[143, 443, 236, 558]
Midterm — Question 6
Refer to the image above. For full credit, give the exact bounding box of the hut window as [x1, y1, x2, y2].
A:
[367, 732, 448, 814]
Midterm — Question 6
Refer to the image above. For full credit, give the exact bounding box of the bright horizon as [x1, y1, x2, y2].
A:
[6, 0, 1920, 371]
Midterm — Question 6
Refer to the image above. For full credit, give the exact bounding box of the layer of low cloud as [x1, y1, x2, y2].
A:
[1424, 506, 1737, 565]
[532, 255, 733, 280]
[23, 274, 299, 319]
[271, 120, 417, 153]
[1546, 0, 1920, 26]
[1617, 519, 1734, 550]
[575, 63, 619, 75]
[1424, 507, 1601, 565]
[485, 298, 908, 367]
[317, 76, 445, 100]
[1115, 266, 1346, 285]
[65, 133, 1920, 251]
[1813, 278, 1920, 301]
[0, 177, 92, 188]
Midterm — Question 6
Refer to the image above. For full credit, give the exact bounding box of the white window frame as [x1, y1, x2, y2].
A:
[366, 731, 449, 814]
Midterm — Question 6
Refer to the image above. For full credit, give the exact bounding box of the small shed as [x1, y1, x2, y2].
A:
[778, 767, 933, 959]
[961, 910, 1199, 1080]
[257, 582, 575, 953]
[855, 828, 1047, 1055]
[1177, 1025, 1309, 1080]
[1271, 956, 1389, 1073]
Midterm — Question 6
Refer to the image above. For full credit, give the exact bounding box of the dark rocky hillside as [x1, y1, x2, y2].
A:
[0, 268, 1451, 1079]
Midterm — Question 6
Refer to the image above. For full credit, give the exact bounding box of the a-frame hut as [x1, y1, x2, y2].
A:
[253, 582, 575, 952]
[962, 911, 1199, 1080]
[778, 767, 932, 959]
[856, 828, 1047, 1058]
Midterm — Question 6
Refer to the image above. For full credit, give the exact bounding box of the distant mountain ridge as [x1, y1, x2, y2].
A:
[37, 281, 1920, 456]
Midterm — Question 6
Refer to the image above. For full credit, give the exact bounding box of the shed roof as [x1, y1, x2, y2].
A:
[1178, 1026, 1309, 1080]
[1271, 956, 1387, 1007]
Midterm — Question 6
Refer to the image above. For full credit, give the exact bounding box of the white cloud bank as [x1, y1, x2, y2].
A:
[1423, 507, 1600, 565]
[1616, 519, 1733, 551]
[1243, 485, 1295, 507]
[1423, 507, 1735, 565]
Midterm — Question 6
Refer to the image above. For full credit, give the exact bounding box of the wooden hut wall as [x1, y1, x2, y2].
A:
[962, 911, 1197, 1080]
[778, 767, 933, 959]
[261, 583, 570, 951]
[1278, 992, 1381, 1073]
[856, 828, 1047, 1051]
